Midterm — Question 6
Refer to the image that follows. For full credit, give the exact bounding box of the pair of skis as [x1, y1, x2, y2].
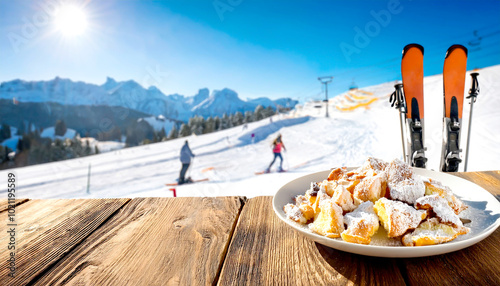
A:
[165, 178, 209, 186]
[390, 44, 480, 172]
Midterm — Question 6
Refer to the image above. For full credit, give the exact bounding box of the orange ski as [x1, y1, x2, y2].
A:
[401, 44, 427, 168]
[402, 44, 424, 120]
[441, 45, 468, 172]
[443, 45, 468, 120]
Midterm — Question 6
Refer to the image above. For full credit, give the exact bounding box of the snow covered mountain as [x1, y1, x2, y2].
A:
[192, 88, 251, 117]
[0, 77, 297, 122]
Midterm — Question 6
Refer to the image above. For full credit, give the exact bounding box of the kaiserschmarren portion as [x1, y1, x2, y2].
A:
[283, 157, 470, 246]
[402, 218, 469, 246]
[342, 201, 379, 244]
[374, 197, 426, 237]
[424, 179, 468, 214]
[310, 199, 345, 238]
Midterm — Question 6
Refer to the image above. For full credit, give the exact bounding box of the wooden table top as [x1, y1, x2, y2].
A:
[1, 171, 499, 285]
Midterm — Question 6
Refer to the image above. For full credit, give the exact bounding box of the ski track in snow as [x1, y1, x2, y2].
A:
[1, 65, 499, 199]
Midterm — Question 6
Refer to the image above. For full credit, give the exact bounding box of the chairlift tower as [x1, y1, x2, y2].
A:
[318, 76, 333, 117]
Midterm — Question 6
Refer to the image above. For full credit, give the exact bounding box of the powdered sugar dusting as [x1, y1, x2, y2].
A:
[344, 201, 379, 227]
[416, 195, 463, 227]
[386, 158, 413, 185]
[389, 176, 425, 204]
[376, 197, 426, 237]
[425, 179, 468, 214]
[331, 184, 356, 212]
[284, 204, 305, 223]
[366, 157, 388, 172]
[295, 195, 308, 205]
[317, 183, 332, 201]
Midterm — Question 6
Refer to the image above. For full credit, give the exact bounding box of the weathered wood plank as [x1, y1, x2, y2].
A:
[218, 196, 406, 285]
[33, 197, 244, 286]
[398, 229, 500, 285]
[0, 198, 129, 286]
[453, 171, 500, 196]
[0, 198, 29, 213]
[398, 171, 500, 285]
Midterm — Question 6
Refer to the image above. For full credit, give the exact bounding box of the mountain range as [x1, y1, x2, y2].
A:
[0, 77, 298, 122]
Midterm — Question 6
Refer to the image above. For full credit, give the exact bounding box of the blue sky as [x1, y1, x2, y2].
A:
[1, 0, 499, 101]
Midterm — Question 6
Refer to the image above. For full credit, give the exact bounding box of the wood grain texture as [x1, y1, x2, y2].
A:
[0, 198, 129, 286]
[218, 196, 406, 286]
[0, 198, 29, 212]
[398, 229, 500, 285]
[453, 171, 500, 196]
[33, 197, 244, 286]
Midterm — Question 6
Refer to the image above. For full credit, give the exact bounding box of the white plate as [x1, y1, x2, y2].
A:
[273, 168, 500, 258]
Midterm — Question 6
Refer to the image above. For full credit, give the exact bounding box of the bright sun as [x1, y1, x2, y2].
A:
[54, 5, 88, 37]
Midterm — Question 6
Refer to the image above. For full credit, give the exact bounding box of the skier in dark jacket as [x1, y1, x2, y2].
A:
[266, 134, 286, 172]
[179, 140, 195, 184]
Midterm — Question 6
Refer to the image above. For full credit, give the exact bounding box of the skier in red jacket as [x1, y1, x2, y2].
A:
[266, 134, 286, 173]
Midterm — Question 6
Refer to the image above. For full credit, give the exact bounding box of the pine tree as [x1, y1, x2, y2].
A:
[205, 117, 215, 134]
[254, 105, 264, 121]
[2, 146, 13, 162]
[125, 130, 137, 147]
[214, 116, 221, 131]
[17, 123, 25, 135]
[190, 116, 205, 135]
[220, 113, 229, 130]
[264, 106, 275, 118]
[179, 124, 191, 137]
[111, 126, 122, 141]
[0, 145, 5, 163]
[83, 139, 92, 156]
[159, 127, 167, 140]
[34, 128, 40, 138]
[188, 117, 196, 134]
[0, 124, 11, 141]
[234, 111, 244, 126]
[71, 138, 84, 157]
[125, 120, 154, 146]
[168, 125, 179, 139]
[51, 139, 66, 161]
[198, 117, 206, 134]
[54, 120, 67, 136]
[244, 111, 254, 123]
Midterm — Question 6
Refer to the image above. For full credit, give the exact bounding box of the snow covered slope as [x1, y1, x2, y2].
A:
[1, 65, 498, 199]
[141, 115, 176, 133]
[40, 127, 77, 140]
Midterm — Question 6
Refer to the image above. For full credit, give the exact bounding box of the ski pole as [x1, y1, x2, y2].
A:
[390, 83, 407, 163]
[463, 72, 479, 172]
[86, 163, 91, 194]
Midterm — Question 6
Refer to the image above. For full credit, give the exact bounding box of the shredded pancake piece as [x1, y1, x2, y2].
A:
[415, 195, 464, 228]
[402, 218, 470, 246]
[374, 197, 427, 237]
[342, 201, 380, 244]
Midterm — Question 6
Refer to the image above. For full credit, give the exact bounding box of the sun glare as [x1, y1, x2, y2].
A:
[54, 5, 88, 37]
